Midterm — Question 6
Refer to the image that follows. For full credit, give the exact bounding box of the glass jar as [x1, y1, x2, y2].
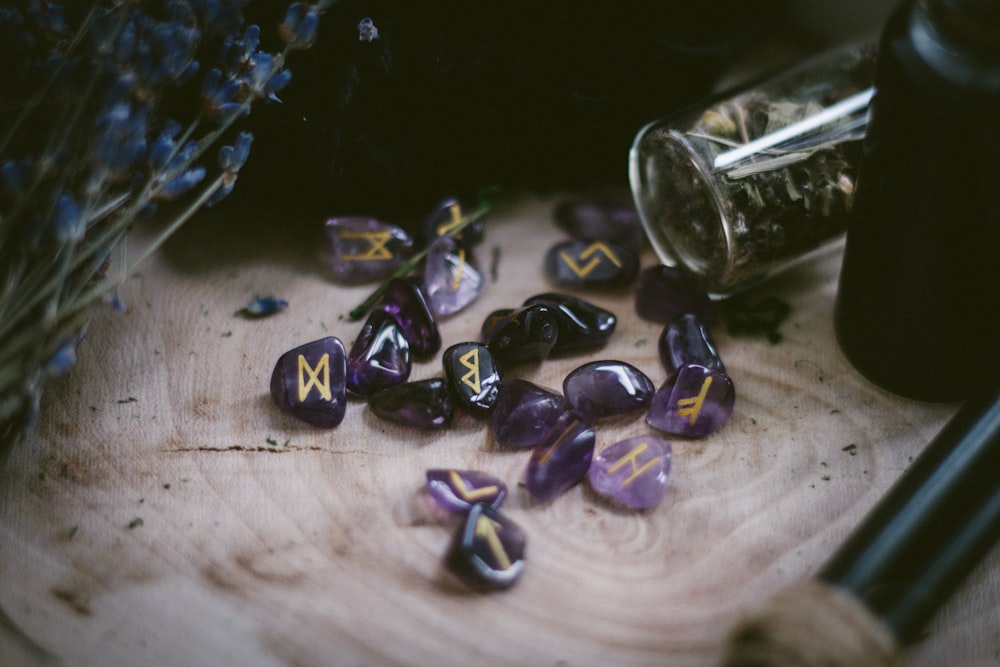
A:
[629, 42, 878, 296]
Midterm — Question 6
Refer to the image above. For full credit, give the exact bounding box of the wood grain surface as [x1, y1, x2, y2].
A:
[0, 195, 992, 667]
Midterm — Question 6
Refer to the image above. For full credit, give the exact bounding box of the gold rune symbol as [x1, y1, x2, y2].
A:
[559, 242, 622, 278]
[459, 348, 482, 393]
[339, 231, 393, 261]
[449, 470, 499, 503]
[676, 376, 713, 425]
[436, 203, 464, 237]
[607, 442, 659, 487]
[475, 514, 512, 570]
[450, 247, 466, 290]
[297, 353, 332, 402]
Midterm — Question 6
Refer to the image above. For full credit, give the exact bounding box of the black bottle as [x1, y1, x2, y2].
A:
[834, 0, 1000, 402]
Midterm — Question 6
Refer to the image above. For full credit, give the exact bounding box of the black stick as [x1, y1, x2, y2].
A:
[818, 384, 1000, 644]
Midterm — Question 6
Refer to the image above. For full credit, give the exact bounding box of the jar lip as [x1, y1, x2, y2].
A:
[629, 122, 734, 292]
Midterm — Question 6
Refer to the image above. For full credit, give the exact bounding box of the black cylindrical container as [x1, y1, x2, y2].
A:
[834, 0, 1000, 402]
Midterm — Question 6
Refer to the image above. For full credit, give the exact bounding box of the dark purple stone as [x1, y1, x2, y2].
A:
[426, 469, 507, 513]
[480, 308, 515, 341]
[522, 292, 616, 353]
[379, 278, 441, 358]
[442, 342, 502, 419]
[324, 216, 414, 284]
[562, 360, 656, 420]
[647, 364, 735, 438]
[368, 378, 454, 429]
[553, 197, 646, 250]
[659, 312, 725, 377]
[543, 240, 638, 288]
[490, 379, 566, 449]
[444, 503, 525, 591]
[423, 235, 484, 317]
[346, 309, 411, 397]
[485, 304, 559, 366]
[587, 436, 672, 510]
[422, 196, 486, 247]
[634, 264, 716, 325]
[524, 411, 595, 501]
[269, 336, 347, 428]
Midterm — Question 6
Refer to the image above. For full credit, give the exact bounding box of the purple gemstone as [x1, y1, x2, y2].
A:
[269, 336, 347, 427]
[544, 240, 639, 288]
[524, 411, 595, 501]
[588, 436, 672, 510]
[562, 360, 656, 420]
[553, 196, 646, 250]
[324, 216, 413, 284]
[426, 469, 507, 513]
[634, 265, 716, 325]
[659, 312, 725, 377]
[379, 278, 441, 358]
[523, 292, 617, 353]
[422, 196, 486, 247]
[442, 342, 502, 419]
[485, 304, 559, 367]
[490, 379, 566, 449]
[368, 378, 454, 429]
[423, 235, 484, 317]
[346, 309, 411, 397]
[647, 364, 735, 438]
[444, 503, 525, 590]
[480, 308, 515, 341]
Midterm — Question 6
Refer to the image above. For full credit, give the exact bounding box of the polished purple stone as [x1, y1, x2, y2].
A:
[634, 264, 716, 325]
[269, 336, 347, 427]
[444, 503, 525, 591]
[423, 235, 484, 317]
[523, 292, 616, 353]
[647, 364, 735, 438]
[553, 196, 646, 250]
[379, 278, 441, 358]
[485, 304, 559, 366]
[422, 196, 486, 246]
[543, 239, 638, 288]
[659, 312, 725, 377]
[442, 342, 502, 419]
[524, 411, 595, 501]
[490, 379, 566, 449]
[324, 216, 413, 284]
[346, 309, 411, 397]
[426, 469, 507, 513]
[368, 378, 454, 429]
[562, 360, 655, 420]
[587, 436, 672, 510]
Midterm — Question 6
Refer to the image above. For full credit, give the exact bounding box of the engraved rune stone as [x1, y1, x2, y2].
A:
[444, 503, 526, 591]
[426, 469, 507, 513]
[587, 436, 672, 509]
[442, 342, 502, 419]
[269, 336, 347, 427]
[324, 216, 413, 284]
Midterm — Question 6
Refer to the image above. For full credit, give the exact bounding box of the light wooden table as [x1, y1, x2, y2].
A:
[0, 195, 991, 667]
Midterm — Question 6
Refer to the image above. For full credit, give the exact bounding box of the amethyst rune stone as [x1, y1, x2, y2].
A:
[442, 342, 502, 419]
[523, 292, 617, 353]
[562, 360, 656, 420]
[269, 336, 347, 428]
[485, 304, 559, 366]
[659, 313, 725, 376]
[423, 235, 484, 317]
[543, 240, 638, 288]
[445, 503, 526, 591]
[346, 309, 411, 397]
[368, 378, 454, 429]
[490, 379, 566, 449]
[634, 264, 716, 325]
[379, 278, 441, 358]
[426, 469, 507, 513]
[588, 436, 672, 510]
[422, 196, 486, 247]
[524, 411, 595, 501]
[553, 197, 646, 250]
[324, 216, 413, 284]
[647, 364, 735, 438]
